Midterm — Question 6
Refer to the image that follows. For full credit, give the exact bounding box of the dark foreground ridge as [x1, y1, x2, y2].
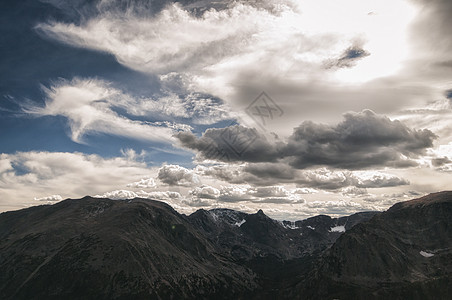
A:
[0, 192, 451, 299]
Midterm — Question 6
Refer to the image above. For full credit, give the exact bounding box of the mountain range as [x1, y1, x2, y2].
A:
[1, 192, 451, 299]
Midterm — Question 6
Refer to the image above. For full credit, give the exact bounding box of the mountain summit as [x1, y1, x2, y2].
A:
[1, 192, 451, 299]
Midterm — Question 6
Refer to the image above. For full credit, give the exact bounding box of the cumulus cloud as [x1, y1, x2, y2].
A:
[196, 161, 409, 190]
[187, 184, 304, 205]
[341, 187, 369, 197]
[126, 177, 156, 189]
[178, 110, 436, 169]
[296, 168, 409, 190]
[304, 199, 378, 215]
[287, 110, 436, 169]
[0, 150, 155, 210]
[157, 164, 200, 186]
[95, 189, 139, 200]
[34, 194, 63, 202]
[189, 185, 220, 199]
[176, 125, 282, 162]
[95, 189, 182, 201]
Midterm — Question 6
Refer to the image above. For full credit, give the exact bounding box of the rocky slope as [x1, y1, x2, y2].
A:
[0, 197, 256, 299]
[297, 191, 452, 300]
[1, 192, 451, 299]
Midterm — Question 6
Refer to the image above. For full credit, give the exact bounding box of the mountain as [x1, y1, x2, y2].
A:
[0, 197, 256, 299]
[0, 192, 451, 299]
[297, 191, 452, 300]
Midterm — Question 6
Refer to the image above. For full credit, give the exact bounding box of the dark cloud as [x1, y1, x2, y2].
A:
[431, 156, 452, 167]
[243, 163, 296, 181]
[251, 197, 305, 204]
[175, 125, 281, 162]
[286, 110, 436, 169]
[177, 110, 436, 170]
[325, 46, 370, 69]
[445, 89, 452, 100]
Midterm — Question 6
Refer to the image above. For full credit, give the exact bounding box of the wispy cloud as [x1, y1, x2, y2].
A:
[24, 78, 231, 144]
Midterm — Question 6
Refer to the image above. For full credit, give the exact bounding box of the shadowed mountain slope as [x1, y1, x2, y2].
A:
[1, 192, 451, 299]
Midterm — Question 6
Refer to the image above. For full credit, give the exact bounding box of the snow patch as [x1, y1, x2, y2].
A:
[307, 225, 315, 230]
[330, 225, 346, 233]
[234, 219, 246, 227]
[280, 221, 300, 230]
[420, 251, 434, 258]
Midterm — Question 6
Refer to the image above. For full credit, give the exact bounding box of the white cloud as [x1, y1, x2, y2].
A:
[127, 177, 157, 189]
[95, 189, 139, 200]
[305, 199, 378, 215]
[35, 0, 428, 136]
[36, 3, 271, 74]
[341, 187, 369, 197]
[292, 187, 318, 194]
[0, 150, 156, 211]
[189, 185, 220, 199]
[95, 189, 182, 201]
[25, 78, 232, 145]
[34, 194, 63, 202]
[157, 164, 200, 186]
[193, 184, 305, 204]
[296, 168, 409, 190]
[26, 78, 175, 143]
[0, 157, 13, 173]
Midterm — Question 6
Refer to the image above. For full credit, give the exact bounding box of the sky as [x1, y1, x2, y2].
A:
[1, 0, 452, 220]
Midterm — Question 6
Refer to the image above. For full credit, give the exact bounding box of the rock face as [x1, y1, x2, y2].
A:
[1, 192, 451, 299]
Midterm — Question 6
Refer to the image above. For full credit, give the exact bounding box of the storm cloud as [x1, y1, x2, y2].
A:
[177, 110, 436, 169]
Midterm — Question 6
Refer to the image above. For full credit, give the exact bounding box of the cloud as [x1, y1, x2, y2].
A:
[36, 3, 273, 74]
[243, 162, 296, 181]
[341, 187, 369, 197]
[0, 157, 13, 173]
[196, 163, 295, 186]
[178, 110, 436, 169]
[34, 0, 432, 137]
[196, 161, 409, 190]
[189, 185, 220, 199]
[325, 45, 371, 69]
[126, 177, 156, 189]
[432, 157, 452, 167]
[25, 78, 175, 143]
[95, 189, 182, 201]
[304, 199, 378, 215]
[296, 168, 409, 190]
[25, 78, 232, 144]
[189, 184, 304, 205]
[157, 164, 200, 186]
[95, 189, 139, 200]
[176, 125, 282, 163]
[287, 110, 436, 169]
[0, 150, 155, 210]
[34, 194, 63, 202]
[445, 89, 452, 100]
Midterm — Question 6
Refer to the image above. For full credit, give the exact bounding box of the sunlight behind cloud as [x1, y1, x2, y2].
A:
[293, 0, 418, 83]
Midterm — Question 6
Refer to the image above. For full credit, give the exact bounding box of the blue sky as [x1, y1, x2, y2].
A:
[1, 0, 452, 220]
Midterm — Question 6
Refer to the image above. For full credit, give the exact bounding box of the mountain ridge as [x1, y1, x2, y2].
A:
[1, 192, 451, 299]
